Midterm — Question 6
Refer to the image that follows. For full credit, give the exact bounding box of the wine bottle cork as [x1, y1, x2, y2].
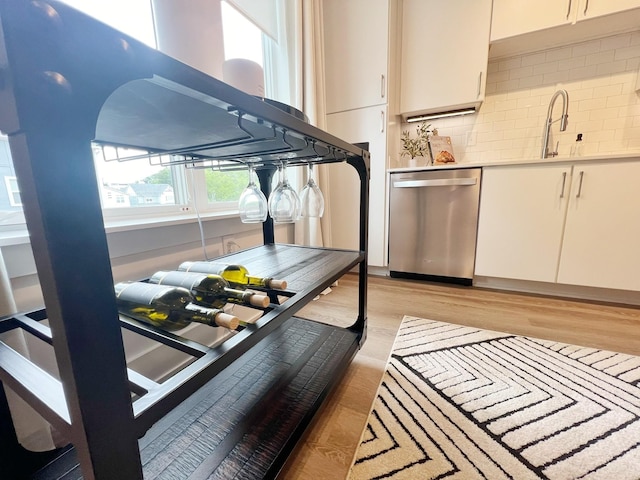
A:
[249, 294, 270, 308]
[214, 312, 240, 330]
[268, 279, 287, 290]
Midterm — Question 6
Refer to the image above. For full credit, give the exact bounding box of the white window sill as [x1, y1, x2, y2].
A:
[0, 209, 242, 247]
[103, 209, 240, 233]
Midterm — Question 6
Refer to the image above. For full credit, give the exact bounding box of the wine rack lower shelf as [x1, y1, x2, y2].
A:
[32, 316, 361, 480]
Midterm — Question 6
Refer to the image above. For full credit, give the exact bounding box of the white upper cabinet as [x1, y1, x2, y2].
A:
[576, 0, 640, 21]
[323, 0, 389, 113]
[491, 0, 640, 43]
[490, 0, 574, 41]
[399, 0, 492, 119]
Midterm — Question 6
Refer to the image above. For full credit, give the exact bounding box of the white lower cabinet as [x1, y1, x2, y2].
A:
[557, 161, 640, 291]
[325, 105, 389, 267]
[475, 160, 640, 292]
[475, 164, 571, 282]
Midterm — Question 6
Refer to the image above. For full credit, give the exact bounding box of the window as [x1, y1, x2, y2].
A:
[59, 0, 156, 47]
[221, 1, 264, 67]
[0, 136, 25, 227]
[203, 1, 268, 207]
[217, 0, 299, 199]
[1, 0, 296, 230]
[93, 146, 186, 220]
[4, 177, 21, 207]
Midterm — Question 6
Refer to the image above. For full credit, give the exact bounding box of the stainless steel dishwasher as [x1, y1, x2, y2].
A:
[388, 168, 482, 285]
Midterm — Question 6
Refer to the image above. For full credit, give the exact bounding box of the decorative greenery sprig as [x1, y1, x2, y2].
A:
[400, 122, 432, 159]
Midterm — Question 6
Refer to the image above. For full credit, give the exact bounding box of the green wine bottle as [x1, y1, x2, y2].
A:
[114, 282, 239, 331]
[148, 270, 270, 308]
[178, 261, 287, 290]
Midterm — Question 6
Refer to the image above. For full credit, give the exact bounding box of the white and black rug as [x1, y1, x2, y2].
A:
[348, 316, 640, 480]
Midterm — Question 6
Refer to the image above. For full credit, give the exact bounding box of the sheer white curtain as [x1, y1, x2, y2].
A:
[291, 0, 332, 248]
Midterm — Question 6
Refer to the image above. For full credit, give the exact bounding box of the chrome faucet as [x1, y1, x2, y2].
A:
[541, 89, 569, 158]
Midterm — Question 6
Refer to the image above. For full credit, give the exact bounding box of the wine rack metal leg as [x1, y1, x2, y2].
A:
[349, 145, 370, 341]
[257, 165, 277, 245]
[9, 130, 143, 478]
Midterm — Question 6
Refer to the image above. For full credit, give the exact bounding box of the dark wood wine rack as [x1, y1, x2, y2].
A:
[0, 2, 369, 479]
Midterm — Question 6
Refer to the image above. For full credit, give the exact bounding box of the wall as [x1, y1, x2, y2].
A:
[394, 30, 640, 166]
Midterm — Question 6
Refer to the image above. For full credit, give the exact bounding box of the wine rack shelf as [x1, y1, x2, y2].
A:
[30, 317, 361, 480]
[0, 2, 369, 479]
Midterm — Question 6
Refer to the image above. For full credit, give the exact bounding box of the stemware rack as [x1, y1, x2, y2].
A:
[0, 2, 369, 479]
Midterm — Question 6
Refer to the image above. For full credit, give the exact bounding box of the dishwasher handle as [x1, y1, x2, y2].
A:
[393, 177, 478, 188]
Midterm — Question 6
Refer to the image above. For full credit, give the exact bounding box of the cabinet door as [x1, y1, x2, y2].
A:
[490, 0, 574, 41]
[577, 0, 640, 21]
[475, 164, 571, 282]
[323, 0, 389, 113]
[325, 106, 388, 267]
[558, 161, 640, 291]
[400, 0, 491, 117]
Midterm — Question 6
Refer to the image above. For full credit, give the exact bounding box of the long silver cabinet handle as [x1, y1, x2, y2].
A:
[576, 171, 584, 197]
[477, 71, 483, 98]
[560, 171, 567, 198]
[566, 0, 572, 19]
[583, 0, 589, 15]
[380, 110, 385, 133]
[394, 178, 478, 188]
[381, 74, 386, 98]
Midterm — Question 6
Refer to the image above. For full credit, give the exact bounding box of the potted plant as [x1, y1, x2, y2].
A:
[400, 122, 432, 166]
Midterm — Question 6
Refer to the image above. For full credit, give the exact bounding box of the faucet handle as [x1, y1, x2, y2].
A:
[546, 141, 560, 158]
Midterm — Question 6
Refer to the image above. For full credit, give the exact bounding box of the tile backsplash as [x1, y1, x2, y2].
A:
[397, 30, 640, 166]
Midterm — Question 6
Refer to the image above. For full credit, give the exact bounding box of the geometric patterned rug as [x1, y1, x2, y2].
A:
[348, 316, 640, 480]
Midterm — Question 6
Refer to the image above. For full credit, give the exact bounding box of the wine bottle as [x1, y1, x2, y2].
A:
[148, 270, 270, 308]
[178, 261, 288, 290]
[114, 282, 239, 331]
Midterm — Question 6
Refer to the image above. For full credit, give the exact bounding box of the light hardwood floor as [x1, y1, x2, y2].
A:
[277, 273, 640, 479]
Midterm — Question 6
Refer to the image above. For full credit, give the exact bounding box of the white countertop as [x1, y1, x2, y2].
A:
[388, 152, 640, 173]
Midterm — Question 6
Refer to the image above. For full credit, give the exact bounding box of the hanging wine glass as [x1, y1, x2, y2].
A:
[268, 161, 300, 223]
[299, 162, 324, 218]
[238, 163, 268, 223]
